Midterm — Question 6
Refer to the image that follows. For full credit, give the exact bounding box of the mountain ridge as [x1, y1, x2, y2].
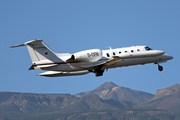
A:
[154, 83, 180, 100]
[141, 83, 180, 113]
[75, 81, 154, 104]
[1, 82, 180, 119]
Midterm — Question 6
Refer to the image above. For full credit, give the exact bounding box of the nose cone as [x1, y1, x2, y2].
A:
[161, 54, 173, 61]
[167, 54, 173, 60]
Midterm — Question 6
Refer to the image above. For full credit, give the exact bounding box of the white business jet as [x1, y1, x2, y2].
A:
[10, 39, 173, 77]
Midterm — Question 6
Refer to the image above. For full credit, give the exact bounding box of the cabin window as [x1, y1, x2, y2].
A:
[137, 49, 140, 51]
[125, 51, 127, 53]
[131, 50, 134, 53]
[107, 53, 110, 57]
[119, 52, 121, 54]
[113, 52, 115, 55]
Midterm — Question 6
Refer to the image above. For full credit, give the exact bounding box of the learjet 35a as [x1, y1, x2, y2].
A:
[10, 39, 173, 77]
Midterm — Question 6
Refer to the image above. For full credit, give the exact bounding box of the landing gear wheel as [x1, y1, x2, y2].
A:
[158, 65, 163, 71]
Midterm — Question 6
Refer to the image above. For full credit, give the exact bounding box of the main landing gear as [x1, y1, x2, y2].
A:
[155, 63, 163, 71]
[89, 69, 104, 77]
[89, 65, 105, 77]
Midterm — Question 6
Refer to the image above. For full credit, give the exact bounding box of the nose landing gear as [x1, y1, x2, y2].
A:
[155, 63, 163, 71]
[158, 65, 163, 71]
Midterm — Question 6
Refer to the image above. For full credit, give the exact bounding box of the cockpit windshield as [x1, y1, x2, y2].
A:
[145, 46, 153, 51]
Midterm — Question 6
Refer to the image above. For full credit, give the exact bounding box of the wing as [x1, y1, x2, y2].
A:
[38, 70, 90, 77]
[81, 56, 123, 70]
[29, 64, 58, 70]
[104, 56, 123, 66]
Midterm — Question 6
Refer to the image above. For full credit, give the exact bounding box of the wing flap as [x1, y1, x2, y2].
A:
[104, 56, 123, 66]
[81, 56, 123, 69]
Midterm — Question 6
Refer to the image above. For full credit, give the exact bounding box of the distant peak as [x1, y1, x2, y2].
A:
[175, 83, 180, 85]
[104, 81, 115, 85]
[107, 81, 112, 83]
[167, 83, 180, 89]
[155, 83, 180, 97]
[94, 81, 118, 91]
[103, 81, 118, 86]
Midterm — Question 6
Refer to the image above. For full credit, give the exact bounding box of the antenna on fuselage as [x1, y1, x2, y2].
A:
[109, 47, 113, 56]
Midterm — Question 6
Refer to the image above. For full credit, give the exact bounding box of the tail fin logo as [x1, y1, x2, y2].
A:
[35, 46, 47, 50]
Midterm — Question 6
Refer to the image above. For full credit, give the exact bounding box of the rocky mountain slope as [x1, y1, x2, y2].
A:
[0, 91, 135, 119]
[1, 82, 180, 120]
[141, 83, 180, 113]
[75, 81, 154, 104]
[0, 92, 79, 118]
[64, 94, 136, 112]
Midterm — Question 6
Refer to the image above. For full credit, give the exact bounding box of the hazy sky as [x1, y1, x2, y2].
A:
[1, 0, 179, 95]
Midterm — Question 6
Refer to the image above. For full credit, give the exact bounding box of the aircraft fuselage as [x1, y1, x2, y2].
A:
[34, 46, 172, 72]
[10, 40, 173, 77]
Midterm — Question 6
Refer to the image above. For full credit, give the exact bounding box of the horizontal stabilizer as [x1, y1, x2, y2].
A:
[9, 40, 43, 48]
[9, 44, 26, 48]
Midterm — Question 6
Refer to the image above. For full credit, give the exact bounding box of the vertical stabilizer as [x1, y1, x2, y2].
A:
[10, 39, 61, 64]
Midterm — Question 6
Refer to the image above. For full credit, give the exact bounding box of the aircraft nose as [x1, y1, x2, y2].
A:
[161, 54, 173, 60]
[168, 55, 173, 60]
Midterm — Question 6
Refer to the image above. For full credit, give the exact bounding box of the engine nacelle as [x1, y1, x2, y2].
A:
[70, 49, 102, 62]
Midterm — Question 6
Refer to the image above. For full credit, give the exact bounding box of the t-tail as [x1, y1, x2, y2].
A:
[9, 39, 62, 70]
